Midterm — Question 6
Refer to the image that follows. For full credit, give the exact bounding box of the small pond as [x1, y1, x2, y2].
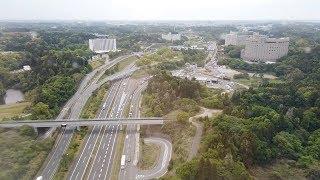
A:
[4, 89, 24, 104]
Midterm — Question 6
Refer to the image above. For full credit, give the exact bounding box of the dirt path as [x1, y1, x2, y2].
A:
[188, 107, 222, 160]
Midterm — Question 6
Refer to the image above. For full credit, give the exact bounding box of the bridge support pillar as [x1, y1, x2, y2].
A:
[33, 127, 38, 135]
[33, 127, 39, 134]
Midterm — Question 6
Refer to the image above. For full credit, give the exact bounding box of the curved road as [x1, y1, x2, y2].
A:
[136, 137, 172, 180]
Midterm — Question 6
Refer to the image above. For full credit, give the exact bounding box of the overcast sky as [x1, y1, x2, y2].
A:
[0, 0, 319, 21]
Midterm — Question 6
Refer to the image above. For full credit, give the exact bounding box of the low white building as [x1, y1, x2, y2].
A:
[162, 32, 181, 41]
[89, 38, 117, 54]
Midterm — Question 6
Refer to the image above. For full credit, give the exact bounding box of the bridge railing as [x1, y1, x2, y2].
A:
[0, 117, 169, 128]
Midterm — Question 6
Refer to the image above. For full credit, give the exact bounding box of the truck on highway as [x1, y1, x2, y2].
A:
[121, 155, 126, 170]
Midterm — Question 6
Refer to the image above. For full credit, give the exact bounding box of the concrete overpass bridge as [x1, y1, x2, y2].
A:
[0, 118, 165, 128]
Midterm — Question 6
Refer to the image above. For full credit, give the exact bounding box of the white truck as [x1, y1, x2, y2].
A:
[121, 155, 126, 170]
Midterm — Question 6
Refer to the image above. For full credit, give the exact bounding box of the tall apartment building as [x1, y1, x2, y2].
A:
[241, 34, 289, 62]
[89, 38, 117, 53]
[224, 32, 289, 62]
[162, 32, 181, 41]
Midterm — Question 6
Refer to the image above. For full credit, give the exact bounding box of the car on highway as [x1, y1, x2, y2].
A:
[121, 155, 126, 170]
[61, 123, 67, 128]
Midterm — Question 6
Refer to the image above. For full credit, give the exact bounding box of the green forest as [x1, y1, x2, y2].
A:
[176, 43, 320, 179]
[0, 31, 94, 119]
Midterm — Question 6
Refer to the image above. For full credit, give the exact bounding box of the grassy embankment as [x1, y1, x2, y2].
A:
[54, 85, 109, 179]
[140, 109, 196, 178]
[89, 58, 105, 70]
[98, 56, 138, 81]
[0, 126, 55, 180]
[81, 85, 109, 119]
[0, 102, 31, 121]
[233, 75, 284, 88]
[138, 140, 161, 170]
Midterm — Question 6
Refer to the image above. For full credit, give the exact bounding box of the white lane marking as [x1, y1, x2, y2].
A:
[75, 171, 80, 180]
[86, 125, 110, 179]
[103, 125, 119, 180]
[138, 138, 172, 179]
[41, 128, 67, 177]
[69, 126, 101, 179]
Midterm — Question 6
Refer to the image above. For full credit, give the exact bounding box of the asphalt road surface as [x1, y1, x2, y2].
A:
[136, 138, 173, 180]
[37, 55, 134, 179]
[68, 81, 121, 180]
[119, 79, 147, 180]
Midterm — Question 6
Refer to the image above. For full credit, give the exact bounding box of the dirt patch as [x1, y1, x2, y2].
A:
[188, 107, 222, 160]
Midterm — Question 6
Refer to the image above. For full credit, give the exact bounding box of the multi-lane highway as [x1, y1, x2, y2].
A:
[68, 81, 122, 180]
[37, 55, 136, 179]
[119, 79, 147, 180]
[87, 78, 132, 180]
[38, 52, 173, 180]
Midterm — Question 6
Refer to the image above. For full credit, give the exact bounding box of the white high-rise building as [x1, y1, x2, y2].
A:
[241, 34, 289, 62]
[162, 32, 181, 41]
[224, 32, 289, 62]
[89, 38, 117, 53]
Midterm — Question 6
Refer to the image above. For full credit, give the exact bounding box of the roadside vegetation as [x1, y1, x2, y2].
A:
[138, 140, 161, 170]
[99, 56, 138, 81]
[81, 84, 109, 118]
[0, 31, 94, 120]
[0, 102, 31, 121]
[140, 71, 226, 178]
[0, 126, 55, 180]
[175, 38, 320, 179]
[136, 47, 207, 70]
[118, 56, 137, 71]
[89, 58, 105, 69]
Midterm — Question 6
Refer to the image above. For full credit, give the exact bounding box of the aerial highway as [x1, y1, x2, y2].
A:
[68, 81, 122, 180]
[86, 78, 133, 180]
[37, 55, 135, 179]
[119, 79, 147, 180]
[43, 55, 133, 138]
[37, 51, 172, 180]
[119, 79, 173, 180]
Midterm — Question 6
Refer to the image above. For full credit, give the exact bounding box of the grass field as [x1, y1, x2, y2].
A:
[234, 77, 284, 88]
[89, 59, 105, 69]
[0, 102, 30, 120]
[81, 85, 108, 119]
[118, 56, 137, 71]
[132, 68, 149, 79]
[138, 141, 160, 170]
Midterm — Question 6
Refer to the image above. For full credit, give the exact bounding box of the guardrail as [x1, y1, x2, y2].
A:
[0, 118, 167, 128]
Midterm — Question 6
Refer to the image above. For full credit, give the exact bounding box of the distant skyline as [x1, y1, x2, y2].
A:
[0, 0, 319, 21]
